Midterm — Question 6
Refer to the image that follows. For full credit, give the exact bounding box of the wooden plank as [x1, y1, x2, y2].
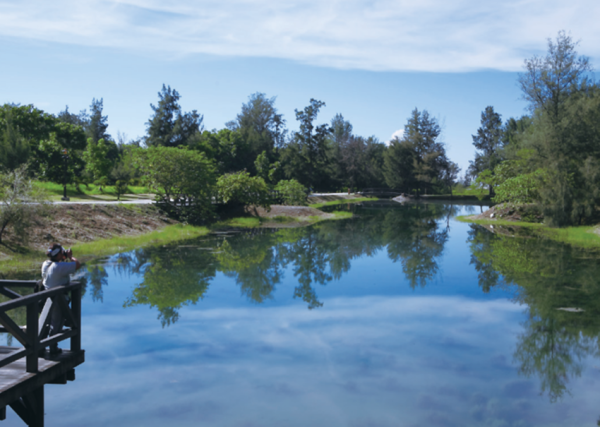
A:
[0, 282, 80, 313]
[9, 398, 30, 426]
[38, 299, 53, 339]
[26, 300, 39, 373]
[0, 350, 84, 407]
[55, 294, 78, 330]
[0, 312, 31, 347]
[39, 329, 77, 349]
[0, 281, 37, 288]
[70, 287, 81, 352]
[0, 349, 28, 370]
[23, 387, 44, 427]
[0, 287, 23, 300]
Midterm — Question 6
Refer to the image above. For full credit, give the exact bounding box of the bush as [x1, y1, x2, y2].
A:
[135, 147, 217, 223]
[217, 171, 271, 209]
[274, 179, 307, 206]
[492, 169, 547, 205]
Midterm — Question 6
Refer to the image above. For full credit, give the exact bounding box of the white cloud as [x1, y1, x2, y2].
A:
[0, 0, 599, 71]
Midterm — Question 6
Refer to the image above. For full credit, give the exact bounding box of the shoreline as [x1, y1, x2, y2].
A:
[456, 214, 600, 250]
[0, 202, 356, 277]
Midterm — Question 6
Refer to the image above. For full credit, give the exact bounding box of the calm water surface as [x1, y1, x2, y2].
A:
[8, 201, 600, 426]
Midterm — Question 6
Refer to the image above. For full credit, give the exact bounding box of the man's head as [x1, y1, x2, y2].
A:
[47, 243, 65, 262]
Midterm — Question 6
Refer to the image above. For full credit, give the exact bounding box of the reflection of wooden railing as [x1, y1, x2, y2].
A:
[0, 280, 81, 373]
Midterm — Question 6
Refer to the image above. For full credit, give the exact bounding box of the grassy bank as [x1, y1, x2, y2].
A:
[456, 215, 600, 249]
[543, 226, 600, 249]
[211, 211, 353, 230]
[455, 216, 546, 229]
[73, 224, 210, 258]
[0, 224, 211, 275]
[309, 197, 378, 209]
[1, 206, 353, 275]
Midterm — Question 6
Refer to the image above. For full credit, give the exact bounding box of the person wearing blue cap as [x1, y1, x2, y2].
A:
[41, 243, 82, 354]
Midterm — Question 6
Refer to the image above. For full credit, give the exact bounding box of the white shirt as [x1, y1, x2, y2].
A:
[41, 260, 77, 289]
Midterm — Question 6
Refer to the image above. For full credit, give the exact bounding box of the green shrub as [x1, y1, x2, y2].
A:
[217, 171, 271, 208]
[492, 169, 547, 204]
[274, 179, 307, 206]
[135, 146, 217, 223]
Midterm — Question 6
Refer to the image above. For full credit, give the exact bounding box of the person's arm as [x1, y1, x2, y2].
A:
[66, 249, 82, 270]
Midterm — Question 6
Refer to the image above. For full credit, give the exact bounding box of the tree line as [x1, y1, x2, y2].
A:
[468, 31, 600, 226]
[1, 83, 461, 222]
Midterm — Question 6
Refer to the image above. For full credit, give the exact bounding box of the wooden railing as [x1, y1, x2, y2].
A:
[0, 280, 82, 373]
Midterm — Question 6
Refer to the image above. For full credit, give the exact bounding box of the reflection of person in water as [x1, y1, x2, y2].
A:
[41, 243, 82, 354]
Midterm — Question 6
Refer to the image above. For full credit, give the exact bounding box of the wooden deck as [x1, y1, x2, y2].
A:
[0, 280, 84, 426]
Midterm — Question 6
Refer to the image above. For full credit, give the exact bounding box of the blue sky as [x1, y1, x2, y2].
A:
[1, 0, 599, 173]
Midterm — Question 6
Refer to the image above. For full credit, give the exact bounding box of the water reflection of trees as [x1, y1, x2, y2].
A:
[86, 202, 457, 325]
[467, 225, 600, 401]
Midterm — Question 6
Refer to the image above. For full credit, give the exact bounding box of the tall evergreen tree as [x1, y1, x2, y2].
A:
[86, 98, 111, 144]
[384, 109, 447, 195]
[468, 106, 504, 195]
[518, 31, 592, 125]
[146, 85, 203, 148]
[0, 109, 30, 170]
[282, 99, 331, 190]
[383, 138, 415, 191]
[328, 114, 353, 186]
[227, 93, 286, 171]
[57, 105, 87, 128]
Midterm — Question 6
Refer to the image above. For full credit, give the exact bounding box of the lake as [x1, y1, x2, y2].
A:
[5, 201, 600, 426]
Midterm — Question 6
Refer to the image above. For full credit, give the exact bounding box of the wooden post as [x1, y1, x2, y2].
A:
[70, 286, 81, 352]
[33, 386, 44, 427]
[22, 387, 44, 427]
[26, 301, 39, 373]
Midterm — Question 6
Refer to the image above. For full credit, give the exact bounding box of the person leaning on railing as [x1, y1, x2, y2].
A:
[41, 243, 82, 354]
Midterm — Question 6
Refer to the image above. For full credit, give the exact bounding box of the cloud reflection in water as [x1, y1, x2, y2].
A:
[38, 295, 600, 427]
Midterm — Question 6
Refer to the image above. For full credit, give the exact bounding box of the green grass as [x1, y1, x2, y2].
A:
[211, 217, 262, 230]
[0, 203, 353, 274]
[309, 197, 378, 209]
[34, 181, 151, 201]
[543, 226, 600, 249]
[329, 211, 353, 220]
[0, 224, 211, 274]
[72, 224, 210, 258]
[451, 185, 490, 198]
[456, 215, 600, 249]
[455, 215, 546, 229]
[0, 246, 47, 275]
[269, 216, 296, 223]
[211, 210, 354, 230]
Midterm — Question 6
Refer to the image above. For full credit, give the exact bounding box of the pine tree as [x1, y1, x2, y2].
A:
[146, 85, 203, 148]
